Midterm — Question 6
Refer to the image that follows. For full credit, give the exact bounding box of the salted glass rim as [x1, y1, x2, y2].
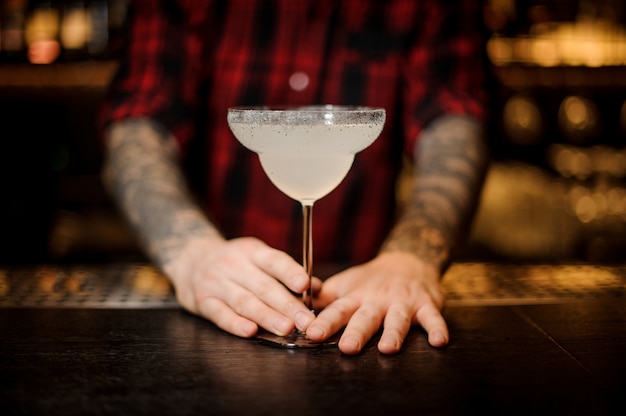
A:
[228, 105, 385, 111]
[227, 105, 386, 125]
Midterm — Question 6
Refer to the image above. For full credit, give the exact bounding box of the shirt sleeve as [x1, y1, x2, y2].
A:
[98, 0, 208, 154]
[402, 0, 489, 156]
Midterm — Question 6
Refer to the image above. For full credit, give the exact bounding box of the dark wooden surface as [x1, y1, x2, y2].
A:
[0, 263, 625, 416]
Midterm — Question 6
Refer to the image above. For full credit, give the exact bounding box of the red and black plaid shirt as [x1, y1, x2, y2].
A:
[99, 0, 488, 264]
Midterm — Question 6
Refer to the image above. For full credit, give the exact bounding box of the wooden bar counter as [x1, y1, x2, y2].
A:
[0, 262, 624, 415]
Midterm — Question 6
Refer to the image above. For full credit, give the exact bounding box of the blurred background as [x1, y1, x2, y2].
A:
[0, 0, 625, 265]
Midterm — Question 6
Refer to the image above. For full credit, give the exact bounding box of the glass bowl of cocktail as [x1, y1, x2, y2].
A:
[227, 105, 386, 348]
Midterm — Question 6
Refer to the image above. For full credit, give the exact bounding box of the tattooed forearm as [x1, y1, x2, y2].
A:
[381, 115, 488, 271]
[103, 118, 221, 267]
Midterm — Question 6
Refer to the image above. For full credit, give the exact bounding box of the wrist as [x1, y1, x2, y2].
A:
[160, 233, 226, 283]
[148, 218, 223, 267]
[374, 251, 442, 284]
[380, 226, 451, 273]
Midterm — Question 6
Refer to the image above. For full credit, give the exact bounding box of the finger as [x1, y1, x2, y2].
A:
[312, 278, 340, 309]
[415, 302, 449, 347]
[212, 278, 297, 336]
[212, 243, 315, 331]
[231, 266, 315, 332]
[197, 296, 258, 338]
[377, 304, 413, 354]
[252, 245, 309, 293]
[306, 297, 358, 343]
[337, 305, 384, 355]
[311, 277, 323, 296]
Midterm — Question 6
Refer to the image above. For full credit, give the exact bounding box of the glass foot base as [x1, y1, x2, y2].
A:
[256, 329, 339, 349]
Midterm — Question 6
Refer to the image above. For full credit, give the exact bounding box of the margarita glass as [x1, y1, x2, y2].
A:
[227, 105, 385, 347]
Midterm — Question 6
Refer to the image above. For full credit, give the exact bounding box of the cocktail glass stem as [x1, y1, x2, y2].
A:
[301, 201, 314, 313]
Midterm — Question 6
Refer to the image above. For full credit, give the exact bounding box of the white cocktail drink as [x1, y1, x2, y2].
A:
[227, 122, 383, 202]
[227, 106, 385, 348]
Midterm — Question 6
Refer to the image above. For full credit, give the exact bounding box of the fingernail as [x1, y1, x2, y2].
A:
[340, 336, 361, 354]
[307, 325, 325, 340]
[379, 337, 400, 352]
[292, 274, 308, 292]
[273, 318, 293, 335]
[239, 321, 257, 337]
[295, 311, 313, 330]
[430, 332, 448, 347]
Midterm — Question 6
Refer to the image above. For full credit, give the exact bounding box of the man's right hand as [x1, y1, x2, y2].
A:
[165, 236, 317, 338]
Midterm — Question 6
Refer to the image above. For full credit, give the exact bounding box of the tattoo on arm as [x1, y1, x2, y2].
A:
[103, 118, 221, 267]
[381, 115, 488, 271]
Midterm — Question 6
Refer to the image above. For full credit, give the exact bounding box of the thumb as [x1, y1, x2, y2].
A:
[313, 278, 339, 309]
